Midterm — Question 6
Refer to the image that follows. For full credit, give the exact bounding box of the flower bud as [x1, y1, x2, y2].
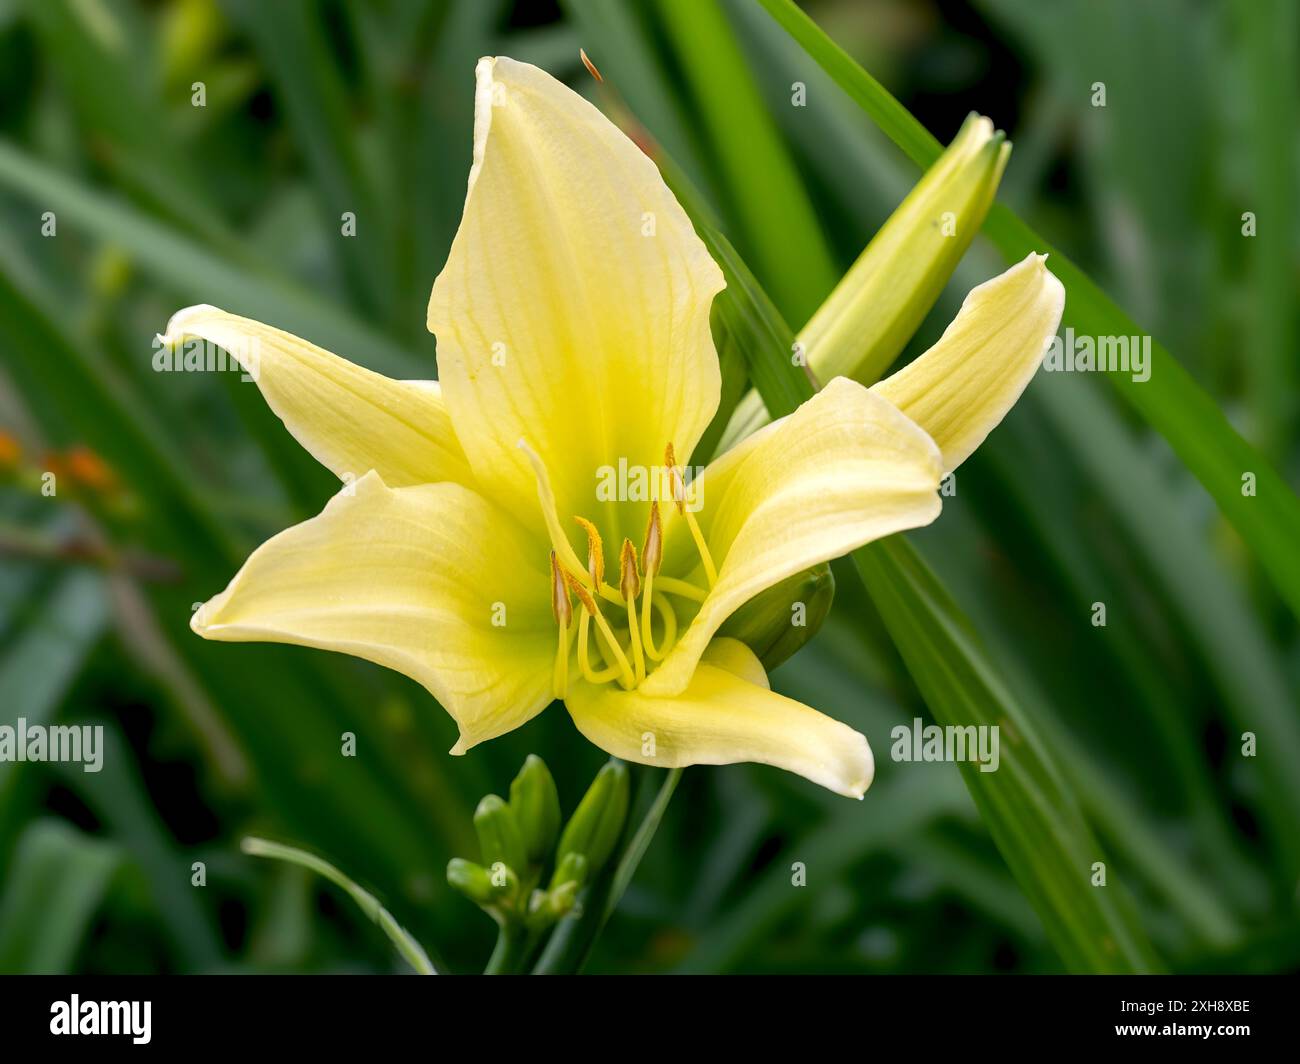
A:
[547, 879, 581, 919]
[718, 562, 834, 671]
[509, 754, 562, 866]
[473, 794, 527, 876]
[720, 114, 1010, 449]
[556, 760, 629, 877]
[550, 851, 588, 892]
[446, 858, 496, 906]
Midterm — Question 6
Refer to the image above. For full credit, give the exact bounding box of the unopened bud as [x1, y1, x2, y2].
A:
[556, 760, 629, 877]
[446, 858, 495, 905]
[718, 562, 834, 671]
[473, 794, 527, 876]
[509, 755, 561, 865]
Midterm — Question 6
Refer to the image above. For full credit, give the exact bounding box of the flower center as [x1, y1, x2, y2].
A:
[521, 439, 716, 695]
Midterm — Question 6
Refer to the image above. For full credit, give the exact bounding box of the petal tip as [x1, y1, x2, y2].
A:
[161, 303, 221, 344]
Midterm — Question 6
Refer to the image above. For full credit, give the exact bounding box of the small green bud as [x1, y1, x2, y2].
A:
[551, 851, 588, 890]
[718, 562, 833, 671]
[557, 760, 629, 876]
[547, 880, 581, 918]
[473, 794, 526, 875]
[446, 858, 495, 905]
[508, 755, 561, 865]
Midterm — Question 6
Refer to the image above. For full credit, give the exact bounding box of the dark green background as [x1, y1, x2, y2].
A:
[0, 0, 1297, 974]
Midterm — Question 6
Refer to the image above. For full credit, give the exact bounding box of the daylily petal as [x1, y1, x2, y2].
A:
[566, 639, 873, 798]
[644, 377, 943, 697]
[192, 471, 553, 753]
[871, 253, 1065, 472]
[701, 636, 770, 689]
[427, 56, 725, 544]
[162, 305, 474, 488]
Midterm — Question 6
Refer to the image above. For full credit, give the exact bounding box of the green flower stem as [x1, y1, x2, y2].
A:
[241, 837, 438, 975]
[532, 767, 683, 974]
[483, 922, 530, 976]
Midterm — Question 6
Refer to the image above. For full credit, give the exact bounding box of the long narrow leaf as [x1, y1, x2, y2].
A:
[756, 0, 1300, 625]
[242, 837, 437, 975]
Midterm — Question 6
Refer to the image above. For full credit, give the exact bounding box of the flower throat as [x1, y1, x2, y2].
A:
[524, 441, 717, 696]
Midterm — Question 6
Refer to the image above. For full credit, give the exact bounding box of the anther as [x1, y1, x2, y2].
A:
[550, 551, 572, 630]
[664, 442, 686, 514]
[574, 516, 605, 589]
[620, 539, 646, 683]
[619, 539, 641, 602]
[642, 501, 663, 577]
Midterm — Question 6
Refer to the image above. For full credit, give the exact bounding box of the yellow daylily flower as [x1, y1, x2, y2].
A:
[168, 57, 1063, 799]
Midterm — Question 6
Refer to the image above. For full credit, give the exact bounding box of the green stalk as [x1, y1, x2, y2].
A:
[483, 923, 530, 976]
[242, 838, 437, 975]
[533, 767, 682, 974]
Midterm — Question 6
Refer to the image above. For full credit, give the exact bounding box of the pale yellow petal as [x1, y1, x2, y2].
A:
[162, 305, 474, 488]
[644, 377, 942, 696]
[701, 636, 770, 689]
[871, 253, 1065, 472]
[426, 56, 725, 545]
[566, 640, 872, 798]
[192, 471, 553, 752]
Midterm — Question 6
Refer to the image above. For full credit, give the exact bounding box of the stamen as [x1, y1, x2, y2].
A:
[640, 501, 662, 661]
[655, 576, 706, 602]
[565, 570, 635, 689]
[574, 516, 605, 588]
[665, 442, 717, 588]
[654, 590, 678, 654]
[554, 622, 573, 697]
[549, 551, 572, 629]
[519, 439, 587, 578]
[620, 539, 645, 684]
[619, 538, 641, 601]
[550, 551, 573, 697]
[642, 500, 663, 576]
[576, 609, 620, 684]
[656, 591, 678, 648]
[642, 589, 679, 662]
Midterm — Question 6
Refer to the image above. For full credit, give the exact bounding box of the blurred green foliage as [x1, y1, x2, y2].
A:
[0, 0, 1297, 974]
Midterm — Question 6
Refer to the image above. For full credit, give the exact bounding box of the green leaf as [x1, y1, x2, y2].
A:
[0, 820, 123, 974]
[854, 537, 1162, 972]
[0, 140, 423, 380]
[242, 837, 437, 975]
[0, 568, 109, 852]
[679, 769, 967, 973]
[652, 0, 838, 324]
[755, 0, 1300, 625]
[222, 0, 399, 326]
